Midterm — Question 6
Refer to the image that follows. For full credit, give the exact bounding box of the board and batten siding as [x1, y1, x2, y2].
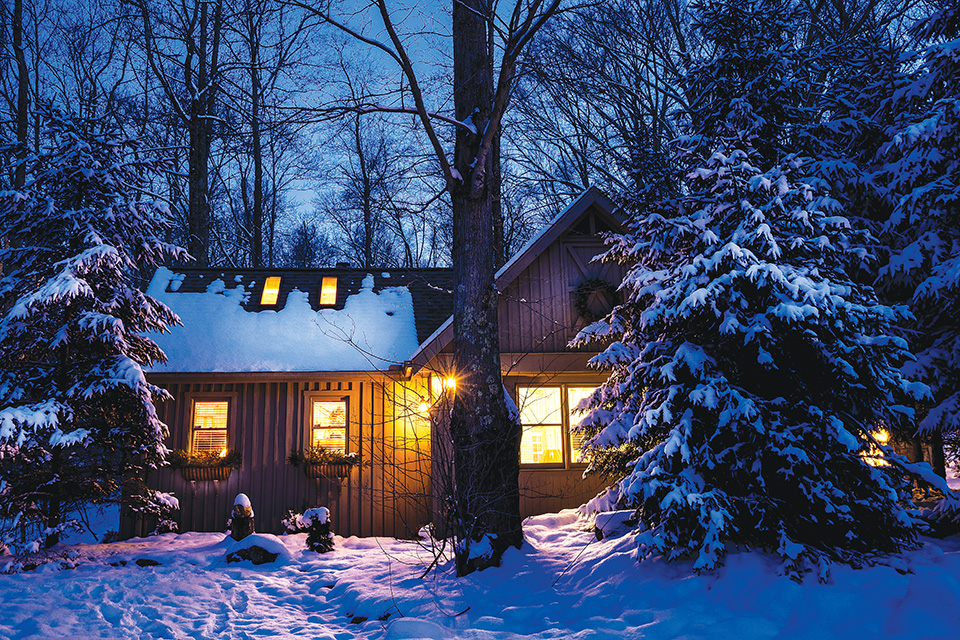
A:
[142, 376, 432, 539]
[498, 241, 623, 355]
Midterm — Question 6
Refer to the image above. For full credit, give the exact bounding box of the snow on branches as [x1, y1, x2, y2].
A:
[575, 135, 940, 575]
[0, 107, 186, 551]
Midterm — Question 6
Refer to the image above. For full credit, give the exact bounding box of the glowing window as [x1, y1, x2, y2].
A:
[518, 387, 563, 464]
[567, 387, 597, 464]
[260, 276, 281, 305]
[319, 277, 338, 306]
[192, 401, 229, 454]
[312, 400, 347, 453]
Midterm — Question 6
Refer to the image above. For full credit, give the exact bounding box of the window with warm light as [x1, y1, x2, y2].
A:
[517, 385, 597, 465]
[260, 276, 281, 305]
[518, 387, 564, 464]
[312, 399, 347, 452]
[567, 387, 597, 464]
[319, 276, 338, 306]
[191, 400, 229, 454]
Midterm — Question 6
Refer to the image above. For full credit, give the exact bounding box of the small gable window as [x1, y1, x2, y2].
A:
[260, 276, 281, 305]
[312, 399, 348, 452]
[319, 276, 337, 306]
[191, 400, 229, 455]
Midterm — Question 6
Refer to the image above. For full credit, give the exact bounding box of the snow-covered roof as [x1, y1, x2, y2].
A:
[146, 267, 446, 373]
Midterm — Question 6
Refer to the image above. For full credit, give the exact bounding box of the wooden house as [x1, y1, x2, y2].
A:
[136, 188, 626, 538]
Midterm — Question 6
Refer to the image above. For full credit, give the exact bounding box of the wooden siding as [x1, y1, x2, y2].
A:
[519, 470, 608, 517]
[141, 377, 432, 539]
[498, 223, 623, 355]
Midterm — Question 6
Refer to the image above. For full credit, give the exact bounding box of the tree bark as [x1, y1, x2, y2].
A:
[449, 0, 523, 576]
[14, 0, 29, 191]
[247, 3, 264, 267]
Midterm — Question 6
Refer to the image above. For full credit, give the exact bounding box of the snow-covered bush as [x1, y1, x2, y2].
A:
[575, 135, 946, 575]
[282, 507, 334, 553]
[0, 107, 186, 552]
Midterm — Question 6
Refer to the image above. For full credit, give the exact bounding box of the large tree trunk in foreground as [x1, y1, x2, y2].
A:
[449, 0, 523, 576]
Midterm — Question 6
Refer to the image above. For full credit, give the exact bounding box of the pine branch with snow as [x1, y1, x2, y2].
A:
[575, 134, 939, 575]
[0, 107, 187, 551]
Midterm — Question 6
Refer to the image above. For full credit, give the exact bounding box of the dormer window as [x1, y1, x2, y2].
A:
[320, 276, 337, 306]
[261, 276, 281, 305]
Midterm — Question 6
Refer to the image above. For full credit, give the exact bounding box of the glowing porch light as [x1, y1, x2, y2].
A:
[319, 276, 338, 306]
[260, 276, 281, 305]
[864, 428, 891, 467]
[418, 399, 430, 413]
[444, 377, 457, 391]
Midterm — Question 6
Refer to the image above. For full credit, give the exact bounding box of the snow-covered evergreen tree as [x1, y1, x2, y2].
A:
[680, 0, 819, 167]
[575, 0, 956, 575]
[0, 108, 185, 551]
[576, 129, 943, 574]
[873, 4, 960, 453]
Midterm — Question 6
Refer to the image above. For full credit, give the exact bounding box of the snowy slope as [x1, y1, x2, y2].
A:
[1, 510, 959, 639]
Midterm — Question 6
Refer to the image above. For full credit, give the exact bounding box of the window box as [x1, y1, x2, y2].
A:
[289, 447, 359, 480]
[303, 463, 354, 479]
[168, 449, 242, 482]
[180, 465, 234, 482]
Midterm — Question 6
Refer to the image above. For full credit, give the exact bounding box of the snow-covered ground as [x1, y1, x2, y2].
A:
[1, 510, 959, 639]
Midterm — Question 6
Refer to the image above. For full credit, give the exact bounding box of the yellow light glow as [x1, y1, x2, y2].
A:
[192, 401, 228, 454]
[320, 276, 338, 306]
[220, 448, 227, 457]
[444, 377, 456, 390]
[260, 276, 281, 305]
[864, 428, 891, 466]
[418, 400, 430, 413]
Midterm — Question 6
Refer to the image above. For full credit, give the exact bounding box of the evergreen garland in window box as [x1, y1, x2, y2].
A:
[288, 447, 359, 479]
[167, 450, 242, 481]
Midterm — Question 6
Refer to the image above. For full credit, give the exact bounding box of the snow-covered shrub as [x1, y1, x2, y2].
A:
[0, 107, 186, 552]
[303, 507, 334, 553]
[282, 507, 334, 552]
[575, 136, 949, 575]
[281, 510, 310, 534]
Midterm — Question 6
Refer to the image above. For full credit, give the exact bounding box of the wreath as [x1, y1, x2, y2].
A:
[573, 278, 619, 323]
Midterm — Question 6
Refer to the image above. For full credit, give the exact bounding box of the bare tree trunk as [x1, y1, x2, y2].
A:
[137, 0, 222, 266]
[449, 0, 523, 576]
[14, 0, 29, 191]
[246, 3, 265, 267]
[187, 116, 211, 266]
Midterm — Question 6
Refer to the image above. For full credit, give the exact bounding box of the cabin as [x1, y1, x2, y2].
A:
[132, 188, 626, 538]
